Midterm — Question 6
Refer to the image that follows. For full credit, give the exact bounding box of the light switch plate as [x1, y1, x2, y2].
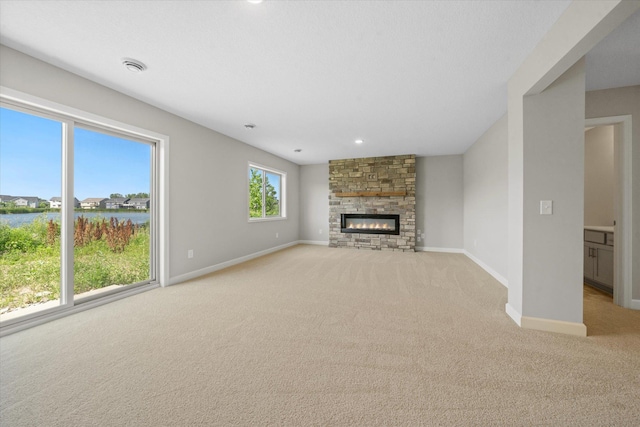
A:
[540, 200, 553, 215]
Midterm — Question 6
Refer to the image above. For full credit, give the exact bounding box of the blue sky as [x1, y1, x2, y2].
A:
[249, 167, 280, 199]
[0, 107, 150, 201]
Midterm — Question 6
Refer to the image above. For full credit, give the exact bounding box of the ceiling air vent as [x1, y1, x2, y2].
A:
[122, 58, 147, 73]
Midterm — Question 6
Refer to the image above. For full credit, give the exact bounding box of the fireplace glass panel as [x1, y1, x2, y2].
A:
[345, 218, 396, 231]
[340, 214, 400, 235]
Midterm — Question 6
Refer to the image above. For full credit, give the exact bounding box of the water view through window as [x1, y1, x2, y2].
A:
[73, 127, 152, 301]
[0, 106, 154, 321]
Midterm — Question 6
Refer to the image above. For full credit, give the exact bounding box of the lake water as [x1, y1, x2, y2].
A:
[0, 211, 150, 228]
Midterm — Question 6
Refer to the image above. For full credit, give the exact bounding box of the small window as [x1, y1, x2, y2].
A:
[248, 163, 285, 220]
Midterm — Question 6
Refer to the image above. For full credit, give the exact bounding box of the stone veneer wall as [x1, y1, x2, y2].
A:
[329, 155, 416, 251]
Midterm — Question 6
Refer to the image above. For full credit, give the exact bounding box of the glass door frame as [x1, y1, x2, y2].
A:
[0, 87, 169, 335]
[72, 123, 157, 305]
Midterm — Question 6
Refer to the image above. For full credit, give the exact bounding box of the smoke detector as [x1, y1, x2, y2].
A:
[122, 58, 147, 73]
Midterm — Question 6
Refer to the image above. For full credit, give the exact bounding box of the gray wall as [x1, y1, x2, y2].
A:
[0, 45, 300, 281]
[586, 85, 640, 301]
[584, 125, 614, 226]
[521, 59, 585, 323]
[415, 156, 463, 249]
[505, 1, 637, 329]
[463, 115, 508, 280]
[298, 156, 464, 251]
[299, 164, 329, 243]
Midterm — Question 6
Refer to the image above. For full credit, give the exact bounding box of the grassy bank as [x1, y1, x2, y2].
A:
[0, 208, 149, 214]
[0, 215, 149, 313]
[0, 207, 50, 214]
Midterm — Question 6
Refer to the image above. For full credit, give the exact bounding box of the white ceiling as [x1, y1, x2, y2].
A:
[0, 1, 638, 165]
[585, 7, 640, 92]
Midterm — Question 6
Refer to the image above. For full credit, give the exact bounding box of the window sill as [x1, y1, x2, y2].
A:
[248, 216, 287, 223]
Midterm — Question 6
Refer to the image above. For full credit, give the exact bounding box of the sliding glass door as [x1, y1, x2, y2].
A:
[0, 103, 157, 323]
[73, 126, 153, 302]
[0, 107, 63, 319]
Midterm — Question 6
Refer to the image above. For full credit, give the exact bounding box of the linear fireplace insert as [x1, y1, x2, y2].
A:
[341, 214, 400, 235]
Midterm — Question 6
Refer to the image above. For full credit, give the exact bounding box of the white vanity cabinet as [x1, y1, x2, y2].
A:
[584, 228, 614, 293]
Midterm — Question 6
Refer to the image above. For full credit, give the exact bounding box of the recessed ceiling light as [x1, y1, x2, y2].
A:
[247, 0, 263, 4]
[355, 139, 364, 144]
[294, 149, 302, 153]
[122, 58, 146, 73]
[244, 123, 256, 130]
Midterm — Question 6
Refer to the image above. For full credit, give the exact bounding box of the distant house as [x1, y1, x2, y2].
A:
[0, 195, 40, 208]
[105, 197, 130, 209]
[80, 198, 107, 209]
[126, 198, 150, 210]
[49, 197, 61, 208]
[49, 197, 81, 209]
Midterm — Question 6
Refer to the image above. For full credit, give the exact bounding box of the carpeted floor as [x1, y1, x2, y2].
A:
[1, 245, 639, 426]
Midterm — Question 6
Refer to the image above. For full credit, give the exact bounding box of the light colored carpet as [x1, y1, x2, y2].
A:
[1, 245, 639, 426]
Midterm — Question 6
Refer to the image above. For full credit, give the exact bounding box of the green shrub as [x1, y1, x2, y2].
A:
[0, 219, 47, 253]
[1, 218, 150, 313]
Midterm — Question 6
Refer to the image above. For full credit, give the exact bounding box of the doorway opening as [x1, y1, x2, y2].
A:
[584, 115, 633, 310]
[584, 125, 614, 296]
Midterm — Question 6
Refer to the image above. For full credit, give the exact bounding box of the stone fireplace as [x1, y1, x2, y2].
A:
[329, 155, 416, 251]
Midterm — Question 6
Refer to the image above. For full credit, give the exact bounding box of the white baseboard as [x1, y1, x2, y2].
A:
[505, 303, 587, 336]
[416, 246, 464, 253]
[505, 303, 522, 326]
[463, 250, 508, 288]
[298, 240, 329, 246]
[521, 316, 587, 337]
[169, 241, 299, 285]
[414, 247, 508, 288]
[630, 299, 640, 310]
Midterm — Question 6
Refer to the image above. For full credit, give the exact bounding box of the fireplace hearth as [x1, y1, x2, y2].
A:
[341, 214, 400, 235]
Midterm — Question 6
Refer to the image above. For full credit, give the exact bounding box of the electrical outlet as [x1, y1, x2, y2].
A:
[276, 232, 279, 239]
[319, 229, 323, 235]
[187, 249, 194, 259]
[417, 236, 421, 242]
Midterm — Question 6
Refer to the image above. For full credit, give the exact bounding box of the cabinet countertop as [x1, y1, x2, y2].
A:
[584, 226, 614, 233]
